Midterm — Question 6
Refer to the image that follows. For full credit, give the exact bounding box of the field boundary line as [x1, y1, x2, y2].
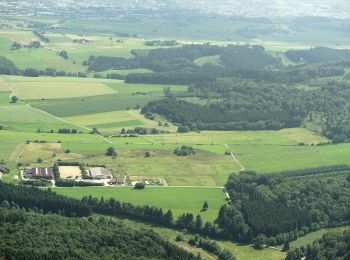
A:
[15, 143, 27, 163]
[2, 75, 112, 144]
[28, 104, 112, 144]
[0, 75, 15, 98]
[225, 144, 245, 171]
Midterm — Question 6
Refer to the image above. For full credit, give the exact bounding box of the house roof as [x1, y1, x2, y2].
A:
[27, 168, 53, 177]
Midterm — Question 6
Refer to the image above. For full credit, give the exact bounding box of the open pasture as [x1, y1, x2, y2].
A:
[54, 186, 227, 223]
[232, 142, 350, 173]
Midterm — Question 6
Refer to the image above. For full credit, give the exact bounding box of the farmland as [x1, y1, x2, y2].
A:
[55, 186, 227, 223]
[0, 30, 158, 72]
[1, 14, 350, 259]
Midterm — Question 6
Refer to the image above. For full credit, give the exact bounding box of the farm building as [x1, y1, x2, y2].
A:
[24, 167, 53, 180]
[58, 166, 82, 179]
[89, 167, 112, 179]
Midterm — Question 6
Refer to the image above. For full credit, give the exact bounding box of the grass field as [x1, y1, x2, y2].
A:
[54, 186, 227, 223]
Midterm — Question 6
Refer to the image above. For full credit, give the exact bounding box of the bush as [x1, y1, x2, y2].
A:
[176, 234, 185, 242]
[134, 182, 145, 190]
[105, 147, 117, 157]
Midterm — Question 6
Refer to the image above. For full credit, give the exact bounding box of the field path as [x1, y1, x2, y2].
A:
[225, 144, 245, 171]
[0, 75, 14, 96]
[14, 143, 27, 163]
[1, 75, 112, 144]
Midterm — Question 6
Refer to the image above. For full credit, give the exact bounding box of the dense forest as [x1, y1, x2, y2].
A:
[286, 230, 350, 260]
[219, 165, 350, 245]
[143, 77, 350, 142]
[286, 47, 350, 64]
[142, 79, 305, 131]
[0, 204, 198, 260]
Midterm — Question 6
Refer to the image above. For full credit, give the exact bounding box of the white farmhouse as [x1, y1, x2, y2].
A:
[89, 167, 112, 179]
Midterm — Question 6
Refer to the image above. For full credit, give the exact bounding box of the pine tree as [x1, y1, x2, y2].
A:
[195, 215, 203, 230]
[203, 201, 208, 210]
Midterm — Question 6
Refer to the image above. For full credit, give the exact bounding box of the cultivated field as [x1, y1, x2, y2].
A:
[64, 109, 177, 134]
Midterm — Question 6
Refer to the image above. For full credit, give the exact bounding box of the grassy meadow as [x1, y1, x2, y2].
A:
[54, 186, 227, 223]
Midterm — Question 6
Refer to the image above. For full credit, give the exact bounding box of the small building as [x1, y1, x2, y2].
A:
[24, 167, 53, 180]
[89, 167, 111, 180]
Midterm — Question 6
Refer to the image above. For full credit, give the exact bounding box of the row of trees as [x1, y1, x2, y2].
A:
[0, 182, 91, 217]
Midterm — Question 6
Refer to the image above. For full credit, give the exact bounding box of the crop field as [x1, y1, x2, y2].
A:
[31, 94, 164, 117]
[5, 76, 186, 100]
[0, 96, 80, 132]
[54, 186, 227, 222]
[64, 109, 177, 134]
[8, 78, 116, 100]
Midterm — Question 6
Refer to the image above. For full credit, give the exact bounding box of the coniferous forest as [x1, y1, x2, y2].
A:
[0, 204, 198, 260]
[219, 166, 350, 246]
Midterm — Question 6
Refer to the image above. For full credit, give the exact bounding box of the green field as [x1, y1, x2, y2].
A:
[64, 110, 178, 134]
[7, 76, 116, 100]
[54, 186, 227, 223]
[31, 94, 164, 117]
